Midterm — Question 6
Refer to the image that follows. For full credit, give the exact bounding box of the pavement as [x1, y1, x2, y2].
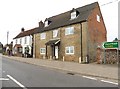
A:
[2, 55, 119, 81]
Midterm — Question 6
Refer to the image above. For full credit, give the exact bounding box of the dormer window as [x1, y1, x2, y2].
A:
[44, 18, 51, 27]
[71, 11, 77, 19]
[70, 8, 79, 20]
[45, 20, 48, 27]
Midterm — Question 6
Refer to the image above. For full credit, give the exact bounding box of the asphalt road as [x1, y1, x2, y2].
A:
[1, 56, 118, 88]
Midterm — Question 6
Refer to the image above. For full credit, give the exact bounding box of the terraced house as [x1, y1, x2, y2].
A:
[34, 2, 107, 63]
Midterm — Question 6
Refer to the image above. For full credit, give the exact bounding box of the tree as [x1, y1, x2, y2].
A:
[113, 38, 118, 41]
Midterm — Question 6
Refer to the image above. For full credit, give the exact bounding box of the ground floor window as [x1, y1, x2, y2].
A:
[40, 48, 46, 54]
[65, 46, 74, 54]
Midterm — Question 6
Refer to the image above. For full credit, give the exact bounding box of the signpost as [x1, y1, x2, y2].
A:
[102, 42, 119, 64]
[102, 42, 118, 49]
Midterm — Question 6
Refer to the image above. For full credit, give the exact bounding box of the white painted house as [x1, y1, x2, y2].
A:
[13, 28, 37, 57]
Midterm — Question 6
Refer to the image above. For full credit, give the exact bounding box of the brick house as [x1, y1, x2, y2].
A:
[13, 27, 38, 57]
[34, 2, 107, 63]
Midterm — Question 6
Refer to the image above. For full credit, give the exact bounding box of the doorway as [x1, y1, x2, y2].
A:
[55, 46, 58, 59]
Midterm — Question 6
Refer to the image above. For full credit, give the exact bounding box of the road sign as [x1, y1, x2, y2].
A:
[103, 42, 118, 49]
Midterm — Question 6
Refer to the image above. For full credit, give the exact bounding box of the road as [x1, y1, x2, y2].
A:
[0, 56, 118, 88]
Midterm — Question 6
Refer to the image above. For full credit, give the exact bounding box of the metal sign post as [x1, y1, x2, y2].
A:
[102, 42, 119, 64]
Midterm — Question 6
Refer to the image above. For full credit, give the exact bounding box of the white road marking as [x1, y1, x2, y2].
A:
[101, 80, 118, 85]
[7, 75, 27, 89]
[0, 78, 9, 81]
[82, 76, 97, 80]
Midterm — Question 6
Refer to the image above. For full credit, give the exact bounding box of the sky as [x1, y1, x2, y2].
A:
[0, 0, 119, 45]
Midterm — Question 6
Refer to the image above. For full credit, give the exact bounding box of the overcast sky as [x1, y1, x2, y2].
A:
[0, 0, 118, 45]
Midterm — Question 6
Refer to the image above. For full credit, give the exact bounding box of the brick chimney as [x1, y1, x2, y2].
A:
[21, 28, 25, 33]
[39, 21, 44, 28]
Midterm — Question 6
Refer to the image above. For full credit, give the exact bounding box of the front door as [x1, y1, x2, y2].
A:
[55, 46, 58, 59]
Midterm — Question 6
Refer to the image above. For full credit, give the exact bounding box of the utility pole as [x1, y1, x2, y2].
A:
[7, 31, 9, 45]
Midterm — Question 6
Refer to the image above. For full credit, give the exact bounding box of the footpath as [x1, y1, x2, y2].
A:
[2, 55, 118, 82]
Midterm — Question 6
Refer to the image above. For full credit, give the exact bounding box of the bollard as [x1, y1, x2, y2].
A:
[63, 56, 64, 61]
[79, 57, 81, 63]
[50, 56, 52, 60]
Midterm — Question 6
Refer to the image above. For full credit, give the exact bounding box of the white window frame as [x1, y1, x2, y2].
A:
[97, 15, 100, 22]
[24, 37, 27, 44]
[20, 38, 22, 44]
[65, 46, 74, 55]
[45, 21, 48, 27]
[53, 30, 58, 38]
[16, 39, 17, 44]
[71, 11, 76, 19]
[65, 27, 74, 35]
[41, 33, 46, 40]
[40, 48, 46, 54]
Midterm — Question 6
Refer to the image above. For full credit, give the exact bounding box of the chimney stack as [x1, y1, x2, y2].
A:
[39, 21, 44, 28]
[21, 28, 25, 33]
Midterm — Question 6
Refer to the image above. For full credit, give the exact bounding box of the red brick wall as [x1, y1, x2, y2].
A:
[87, 5, 107, 62]
[88, 5, 107, 43]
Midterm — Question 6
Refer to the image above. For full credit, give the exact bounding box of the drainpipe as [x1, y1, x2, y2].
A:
[80, 23, 83, 62]
[45, 45, 48, 59]
[33, 35, 35, 58]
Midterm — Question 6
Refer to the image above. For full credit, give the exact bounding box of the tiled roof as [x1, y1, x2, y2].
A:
[13, 27, 38, 39]
[36, 2, 98, 33]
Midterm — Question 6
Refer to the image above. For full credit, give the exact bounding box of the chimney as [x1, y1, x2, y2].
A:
[39, 21, 44, 28]
[21, 28, 25, 33]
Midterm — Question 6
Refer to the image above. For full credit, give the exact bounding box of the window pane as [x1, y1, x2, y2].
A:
[16, 39, 17, 44]
[65, 28, 69, 35]
[66, 46, 74, 54]
[71, 11, 76, 19]
[40, 48, 46, 54]
[53, 30, 58, 38]
[45, 21, 48, 27]
[70, 27, 74, 34]
[65, 27, 74, 35]
[97, 15, 100, 22]
[24, 37, 27, 44]
[70, 46, 74, 53]
[66, 47, 69, 53]
[41, 33, 46, 39]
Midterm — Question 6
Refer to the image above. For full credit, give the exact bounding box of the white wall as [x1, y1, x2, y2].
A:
[13, 35, 33, 55]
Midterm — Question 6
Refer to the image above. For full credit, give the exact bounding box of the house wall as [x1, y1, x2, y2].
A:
[59, 24, 81, 62]
[33, 4, 107, 63]
[34, 22, 88, 62]
[87, 5, 107, 62]
[13, 35, 32, 55]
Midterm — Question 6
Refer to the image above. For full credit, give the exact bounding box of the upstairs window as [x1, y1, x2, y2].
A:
[16, 39, 17, 44]
[20, 38, 22, 44]
[41, 33, 46, 40]
[65, 27, 74, 35]
[71, 11, 77, 19]
[24, 37, 27, 44]
[53, 30, 58, 38]
[97, 15, 100, 22]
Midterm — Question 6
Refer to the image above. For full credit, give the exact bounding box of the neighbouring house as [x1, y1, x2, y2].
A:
[34, 2, 107, 63]
[0, 42, 3, 53]
[2, 42, 13, 55]
[13, 27, 38, 57]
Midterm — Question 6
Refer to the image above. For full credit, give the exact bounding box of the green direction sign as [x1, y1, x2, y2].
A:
[103, 42, 118, 49]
